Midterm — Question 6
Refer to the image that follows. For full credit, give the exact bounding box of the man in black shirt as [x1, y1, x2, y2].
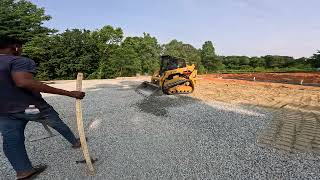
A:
[0, 37, 85, 180]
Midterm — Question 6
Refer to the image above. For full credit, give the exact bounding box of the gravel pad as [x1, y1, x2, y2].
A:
[1, 80, 319, 179]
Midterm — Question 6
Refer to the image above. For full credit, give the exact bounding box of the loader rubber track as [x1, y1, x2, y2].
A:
[162, 79, 193, 95]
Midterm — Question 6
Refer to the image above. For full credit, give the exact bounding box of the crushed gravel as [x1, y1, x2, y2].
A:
[0, 79, 320, 180]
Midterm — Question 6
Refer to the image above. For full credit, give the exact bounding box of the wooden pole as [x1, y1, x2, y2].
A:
[76, 73, 95, 174]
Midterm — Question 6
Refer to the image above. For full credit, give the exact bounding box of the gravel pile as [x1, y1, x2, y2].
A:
[1, 79, 320, 180]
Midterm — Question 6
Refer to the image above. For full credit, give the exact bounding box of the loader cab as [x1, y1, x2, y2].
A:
[160, 55, 186, 75]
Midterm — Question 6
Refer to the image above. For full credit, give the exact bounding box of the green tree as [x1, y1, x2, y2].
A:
[222, 56, 241, 69]
[201, 41, 215, 57]
[310, 50, 320, 68]
[16, 0, 315, 80]
[238, 56, 250, 66]
[105, 33, 161, 77]
[90, 25, 124, 79]
[163, 40, 201, 67]
[249, 57, 266, 68]
[0, 0, 55, 42]
[201, 41, 216, 72]
[24, 29, 99, 80]
[263, 55, 294, 68]
[106, 47, 140, 78]
[122, 33, 161, 75]
[207, 56, 225, 71]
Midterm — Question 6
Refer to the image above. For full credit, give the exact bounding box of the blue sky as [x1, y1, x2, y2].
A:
[30, 0, 320, 58]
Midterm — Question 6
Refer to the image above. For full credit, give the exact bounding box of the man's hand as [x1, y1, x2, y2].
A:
[69, 91, 85, 99]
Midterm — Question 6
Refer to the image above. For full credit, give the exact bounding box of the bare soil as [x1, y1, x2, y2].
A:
[191, 74, 320, 153]
[205, 72, 320, 85]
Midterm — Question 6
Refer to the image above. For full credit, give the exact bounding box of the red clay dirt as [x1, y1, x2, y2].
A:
[203, 72, 320, 85]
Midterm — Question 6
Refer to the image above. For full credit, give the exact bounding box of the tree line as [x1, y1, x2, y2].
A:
[1, 0, 319, 80]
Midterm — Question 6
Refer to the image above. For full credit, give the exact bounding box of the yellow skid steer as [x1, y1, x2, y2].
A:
[136, 55, 197, 96]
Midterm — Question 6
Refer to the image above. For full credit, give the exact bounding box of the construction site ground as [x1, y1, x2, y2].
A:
[0, 74, 319, 179]
[193, 74, 320, 154]
[206, 72, 320, 85]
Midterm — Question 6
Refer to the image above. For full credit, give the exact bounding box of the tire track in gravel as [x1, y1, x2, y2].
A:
[192, 77, 320, 154]
[258, 104, 320, 153]
[246, 85, 320, 154]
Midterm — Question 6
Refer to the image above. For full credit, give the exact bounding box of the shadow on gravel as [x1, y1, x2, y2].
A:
[135, 95, 201, 117]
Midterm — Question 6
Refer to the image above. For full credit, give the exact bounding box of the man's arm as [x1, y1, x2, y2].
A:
[11, 72, 85, 99]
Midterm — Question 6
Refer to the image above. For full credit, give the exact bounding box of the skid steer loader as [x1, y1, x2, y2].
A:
[136, 55, 197, 96]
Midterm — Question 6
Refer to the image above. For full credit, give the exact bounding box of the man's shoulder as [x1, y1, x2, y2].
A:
[10, 56, 36, 73]
[13, 56, 34, 62]
[10, 56, 35, 66]
[0, 55, 33, 63]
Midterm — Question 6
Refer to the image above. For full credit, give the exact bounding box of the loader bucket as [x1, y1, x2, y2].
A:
[135, 81, 162, 97]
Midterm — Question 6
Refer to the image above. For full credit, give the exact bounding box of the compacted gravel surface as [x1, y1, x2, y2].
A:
[1, 79, 319, 180]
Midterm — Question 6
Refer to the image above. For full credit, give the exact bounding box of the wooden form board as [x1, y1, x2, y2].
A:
[76, 73, 95, 174]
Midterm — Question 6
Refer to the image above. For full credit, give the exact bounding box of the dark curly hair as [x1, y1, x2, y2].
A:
[0, 36, 23, 49]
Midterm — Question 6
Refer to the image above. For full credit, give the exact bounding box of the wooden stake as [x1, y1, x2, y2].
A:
[300, 80, 304, 85]
[76, 73, 95, 175]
